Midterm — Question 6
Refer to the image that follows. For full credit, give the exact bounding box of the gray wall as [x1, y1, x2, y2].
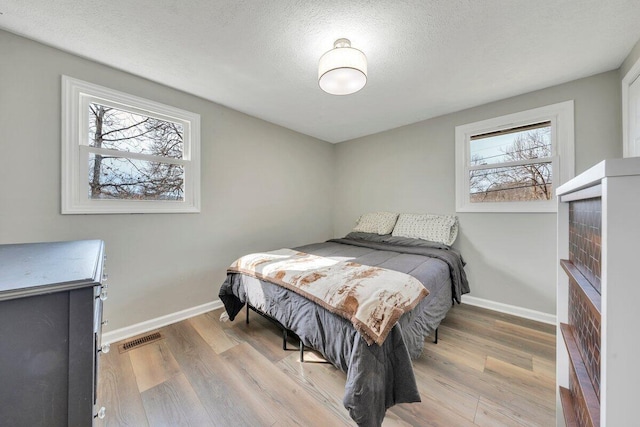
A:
[620, 36, 640, 79]
[334, 71, 621, 315]
[0, 30, 335, 332]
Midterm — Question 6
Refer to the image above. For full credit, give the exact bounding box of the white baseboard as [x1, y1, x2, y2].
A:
[462, 295, 556, 325]
[102, 300, 224, 345]
[102, 296, 555, 344]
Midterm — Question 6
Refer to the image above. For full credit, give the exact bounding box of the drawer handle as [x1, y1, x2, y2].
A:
[100, 343, 110, 354]
[100, 290, 108, 301]
[95, 406, 106, 419]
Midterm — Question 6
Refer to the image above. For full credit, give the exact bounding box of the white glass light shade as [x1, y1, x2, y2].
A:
[318, 39, 367, 95]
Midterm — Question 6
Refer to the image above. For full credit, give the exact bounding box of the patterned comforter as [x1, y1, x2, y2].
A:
[227, 248, 429, 345]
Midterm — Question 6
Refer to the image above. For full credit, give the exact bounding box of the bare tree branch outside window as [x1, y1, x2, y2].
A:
[88, 103, 185, 201]
[469, 125, 552, 203]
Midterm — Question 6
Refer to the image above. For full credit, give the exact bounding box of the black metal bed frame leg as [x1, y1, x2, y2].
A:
[433, 327, 438, 344]
[300, 340, 304, 363]
[246, 302, 291, 351]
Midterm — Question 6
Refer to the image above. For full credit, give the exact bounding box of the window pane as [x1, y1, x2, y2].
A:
[89, 154, 184, 201]
[470, 162, 552, 203]
[88, 103, 184, 159]
[470, 123, 551, 166]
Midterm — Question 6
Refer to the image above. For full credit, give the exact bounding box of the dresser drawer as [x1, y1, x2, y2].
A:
[568, 198, 602, 293]
[93, 253, 108, 418]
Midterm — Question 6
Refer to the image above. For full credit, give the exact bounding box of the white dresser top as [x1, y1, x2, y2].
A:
[557, 157, 640, 196]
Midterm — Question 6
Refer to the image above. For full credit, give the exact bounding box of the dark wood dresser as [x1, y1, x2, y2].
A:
[0, 240, 107, 426]
[556, 158, 640, 426]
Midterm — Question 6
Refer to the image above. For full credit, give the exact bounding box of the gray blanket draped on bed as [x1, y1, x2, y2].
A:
[218, 234, 469, 427]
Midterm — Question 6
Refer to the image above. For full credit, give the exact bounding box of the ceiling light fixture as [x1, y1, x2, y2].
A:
[318, 38, 367, 96]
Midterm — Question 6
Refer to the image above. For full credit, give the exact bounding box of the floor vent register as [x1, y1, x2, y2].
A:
[118, 331, 164, 353]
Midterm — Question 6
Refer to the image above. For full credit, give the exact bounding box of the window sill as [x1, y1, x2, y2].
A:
[456, 200, 557, 213]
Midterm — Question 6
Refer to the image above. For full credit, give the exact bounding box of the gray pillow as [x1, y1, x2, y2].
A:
[344, 232, 392, 243]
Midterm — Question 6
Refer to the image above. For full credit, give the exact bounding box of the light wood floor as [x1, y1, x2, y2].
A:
[97, 303, 556, 426]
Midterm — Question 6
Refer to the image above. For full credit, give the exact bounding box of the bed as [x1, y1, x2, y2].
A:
[219, 230, 469, 427]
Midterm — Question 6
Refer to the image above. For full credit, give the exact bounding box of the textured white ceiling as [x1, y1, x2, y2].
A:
[1, 1, 640, 143]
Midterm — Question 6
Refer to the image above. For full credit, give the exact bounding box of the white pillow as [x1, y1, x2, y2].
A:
[353, 212, 399, 235]
[392, 213, 459, 246]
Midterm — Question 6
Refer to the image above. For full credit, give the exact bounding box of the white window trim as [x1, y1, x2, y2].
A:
[622, 56, 640, 158]
[61, 76, 201, 214]
[455, 101, 574, 213]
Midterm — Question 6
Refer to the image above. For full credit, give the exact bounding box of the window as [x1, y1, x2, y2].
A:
[455, 101, 574, 213]
[62, 76, 200, 214]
